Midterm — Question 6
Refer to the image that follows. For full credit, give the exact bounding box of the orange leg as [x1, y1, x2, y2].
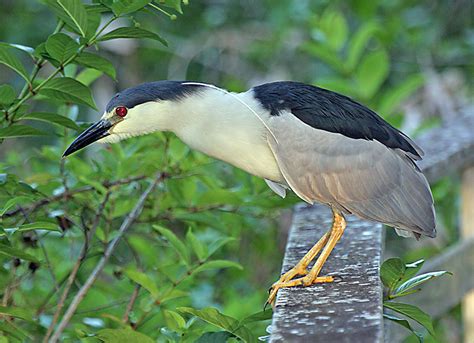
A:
[275, 230, 331, 282]
[267, 210, 346, 306]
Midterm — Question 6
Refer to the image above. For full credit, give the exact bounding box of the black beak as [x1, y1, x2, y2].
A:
[62, 119, 112, 157]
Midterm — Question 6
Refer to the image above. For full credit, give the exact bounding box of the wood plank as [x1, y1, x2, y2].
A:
[269, 114, 474, 342]
[385, 116, 474, 341]
[269, 204, 384, 343]
[385, 236, 474, 342]
[417, 115, 474, 182]
[461, 167, 474, 343]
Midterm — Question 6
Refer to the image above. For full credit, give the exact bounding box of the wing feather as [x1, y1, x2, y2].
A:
[266, 112, 436, 237]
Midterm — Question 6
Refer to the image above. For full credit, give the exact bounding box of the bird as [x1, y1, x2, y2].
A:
[63, 80, 436, 305]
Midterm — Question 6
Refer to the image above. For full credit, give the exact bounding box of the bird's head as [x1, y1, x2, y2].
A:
[62, 81, 205, 157]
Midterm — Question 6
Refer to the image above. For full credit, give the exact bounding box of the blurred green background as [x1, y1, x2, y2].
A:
[0, 0, 472, 342]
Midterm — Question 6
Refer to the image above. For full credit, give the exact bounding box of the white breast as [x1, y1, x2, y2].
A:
[170, 89, 284, 182]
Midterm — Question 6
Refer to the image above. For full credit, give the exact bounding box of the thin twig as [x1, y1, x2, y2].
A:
[39, 239, 60, 293]
[43, 192, 111, 343]
[123, 285, 141, 324]
[49, 173, 164, 342]
[75, 296, 137, 315]
[3, 175, 146, 217]
[1, 262, 17, 307]
[59, 159, 70, 204]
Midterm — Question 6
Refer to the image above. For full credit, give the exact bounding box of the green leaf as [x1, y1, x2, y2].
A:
[44, 0, 89, 37]
[163, 310, 186, 332]
[196, 332, 234, 343]
[193, 260, 243, 274]
[403, 259, 425, 281]
[0, 46, 30, 83]
[160, 0, 184, 14]
[123, 268, 159, 299]
[21, 221, 58, 231]
[0, 84, 16, 105]
[0, 196, 31, 216]
[315, 78, 357, 97]
[160, 328, 180, 341]
[108, 0, 153, 16]
[75, 52, 116, 79]
[39, 77, 97, 109]
[45, 33, 79, 64]
[174, 211, 229, 231]
[186, 229, 207, 261]
[154, 225, 190, 265]
[196, 189, 241, 206]
[383, 313, 424, 342]
[0, 322, 28, 341]
[0, 125, 48, 138]
[178, 307, 255, 343]
[0, 243, 39, 263]
[0, 306, 34, 322]
[378, 74, 425, 115]
[383, 302, 435, 336]
[380, 257, 405, 291]
[21, 112, 80, 130]
[300, 42, 345, 74]
[76, 68, 103, 86]
[78, 176, 107, 193]
[239, 309, 273, 326]
[208, 237, 236, 257]
[320, 10, 348, 51]
[394, 271, 451, 297]
[97, 328, 154, 343]
[346, 22, 379, 71]
[0, 42, 35, 55]
[356, 49, 389, 99]
[85, 5, 103, 39]
[98, 27, 167, 46]
[160, 289, 188, 303]
[4, 221, 61, 235]
[168, 138, 189, 163]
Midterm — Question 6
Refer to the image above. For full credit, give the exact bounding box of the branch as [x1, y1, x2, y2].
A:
[6, 16, 117, 117]
[3, 175, 146, 217]
[49, 173, 164, 342]
[43, 191, 111, 343]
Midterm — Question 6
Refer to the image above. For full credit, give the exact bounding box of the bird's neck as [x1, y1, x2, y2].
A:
[165, 87, 266, 137]
[160, 86, 283, 182]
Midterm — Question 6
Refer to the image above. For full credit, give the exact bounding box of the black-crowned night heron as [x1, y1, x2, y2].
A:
[63, 81, 436, 305]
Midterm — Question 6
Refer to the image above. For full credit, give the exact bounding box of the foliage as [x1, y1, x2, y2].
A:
[381, 258, 450, 341]
[300, 7, 425, 124]
[0, 0, 470, 342]
[0, 1, 283, 341]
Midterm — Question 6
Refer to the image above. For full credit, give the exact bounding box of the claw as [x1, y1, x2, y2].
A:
[263, 301, 270, 311]
[264, 211, 346, 307]
[266, 275, 334, 306]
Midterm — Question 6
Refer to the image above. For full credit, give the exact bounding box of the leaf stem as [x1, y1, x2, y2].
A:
[6, 15, 117, 117]
[123, 285, 141, 324]
[18, 21, 65, 100]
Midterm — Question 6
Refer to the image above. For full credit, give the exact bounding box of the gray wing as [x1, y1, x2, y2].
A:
[266, 112, 436, 237]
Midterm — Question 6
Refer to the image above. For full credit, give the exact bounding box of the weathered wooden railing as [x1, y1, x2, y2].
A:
[269, 114, 474, 343]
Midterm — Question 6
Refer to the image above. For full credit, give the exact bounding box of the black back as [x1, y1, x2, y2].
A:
[253, 81, 421, 158]
[106, 81, 204, 112]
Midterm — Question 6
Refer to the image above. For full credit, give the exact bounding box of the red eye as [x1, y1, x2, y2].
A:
[115, 106, 128, 117]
